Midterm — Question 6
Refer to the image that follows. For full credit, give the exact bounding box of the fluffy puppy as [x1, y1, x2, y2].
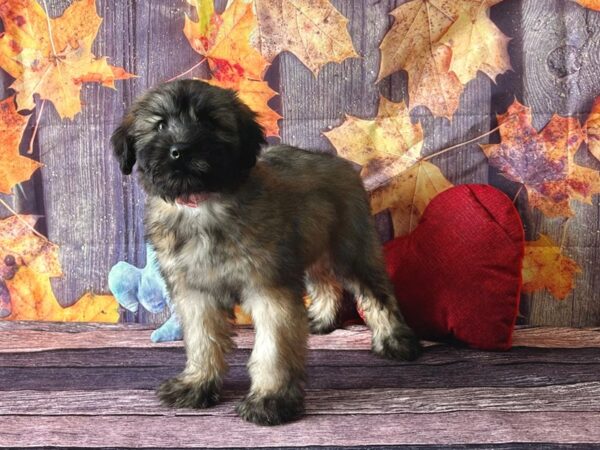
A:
[111, 79, 421, 426]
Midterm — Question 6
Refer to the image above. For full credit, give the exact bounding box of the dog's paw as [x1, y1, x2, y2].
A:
[157, 376, 220, 409]
[236, 389, 304, 426]
[374, 328, 422, 361]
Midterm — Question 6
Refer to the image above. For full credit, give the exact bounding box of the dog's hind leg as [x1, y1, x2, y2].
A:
[305, 256, 343, 334]
[333, 227, 421, 361]
[237, 285, 308, 425]
[157, 287, 233, 409]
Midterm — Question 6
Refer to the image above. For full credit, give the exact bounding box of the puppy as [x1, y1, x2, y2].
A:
[111, 79, 421, 426]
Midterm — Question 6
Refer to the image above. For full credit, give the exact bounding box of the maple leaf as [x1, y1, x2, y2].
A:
[185, 0, 268, 79]
[378, 0, 510, 118]
[439, 5, 512, 85]
[585, 95, 600, 163]
[323, 96, 424, 191]
[370, 161, 453, 237]
[0, 214, 61, 277]
[0, 96, 40, 193]
[251, 0, 358, 75]
[4, 266, 119, 321]
[481, 100, 600, 217]
[522, 234, 581, 300]
[207, 75, 281, 137]
[571, 0, 600, 10]
[184, 0, 280, 136]
[0, 0, 135, 119]
[324, 96, 452, 237]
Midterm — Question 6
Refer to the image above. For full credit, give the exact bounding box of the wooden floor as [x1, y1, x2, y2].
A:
[1, 322, 600, 449]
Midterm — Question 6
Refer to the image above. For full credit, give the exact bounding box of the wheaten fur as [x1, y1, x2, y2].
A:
[111, 80, 421, 426]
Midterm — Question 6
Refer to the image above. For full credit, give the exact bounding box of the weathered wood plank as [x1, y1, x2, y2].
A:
[2, 412, 600, 447]
[36, 0, 135, 307]
[518, 0, 600, 326]
[2, 358, 599, 391]
[1, 323, 599, 353]
[2, 345, 599, 368]
[2, 382, 599, 416]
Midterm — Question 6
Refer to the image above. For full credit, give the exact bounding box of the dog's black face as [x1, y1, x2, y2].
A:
[111, 79, 265, 202]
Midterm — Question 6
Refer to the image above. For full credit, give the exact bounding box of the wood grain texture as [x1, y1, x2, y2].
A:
[2, 412, 600, 447]
[5, 359, 600, 391]
[4, 345, 600, 368]
[1, 322, 599, 448]
[1, 323, 599, 353]
[517, 0, 600, 326]
[3, 382, 600, 416]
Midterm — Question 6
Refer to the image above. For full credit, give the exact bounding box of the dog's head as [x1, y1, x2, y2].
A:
[111, 79, 266, 204]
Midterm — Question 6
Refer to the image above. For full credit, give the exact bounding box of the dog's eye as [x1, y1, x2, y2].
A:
[156, 121, 166, 132]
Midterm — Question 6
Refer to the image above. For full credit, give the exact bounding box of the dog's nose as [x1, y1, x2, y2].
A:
[169, 144, 183, 160]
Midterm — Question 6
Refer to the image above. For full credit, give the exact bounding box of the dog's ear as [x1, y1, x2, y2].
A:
[236, 101, 266, 169]
[111, 116, 136, 175]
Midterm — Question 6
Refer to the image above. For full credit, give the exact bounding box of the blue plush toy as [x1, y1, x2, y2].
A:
[108, 243, 183, 342]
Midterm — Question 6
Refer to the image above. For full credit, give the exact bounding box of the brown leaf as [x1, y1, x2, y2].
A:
[481, 100, 600, 217]
[252, 0, 358, 75]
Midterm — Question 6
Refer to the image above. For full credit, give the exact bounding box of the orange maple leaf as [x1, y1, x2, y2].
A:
[572, 0, 600, 10]
[585, 95, 600, 163]
[5, 266, 119, 321]
[0, 96, 40, 193]
[184, 0, 280, 136]
[481, 100, 600, 217]
[0, 0, 135, 119]
[206, 74, 281, 137]
[378, 0, 510, 119]
[522, 234, 581, 300]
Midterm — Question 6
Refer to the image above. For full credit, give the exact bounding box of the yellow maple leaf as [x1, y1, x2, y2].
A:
[0, 0, 135, 119]
[370, 161, 453, 237]
[324, 96, 452, 237]
[0, 96, 41, 193]
[522, 234, 581, 300]
[5, 266, 119, 321]
[481, 100, 600, 217]
[251, 0, 358, 75]
[585, 95, 600, 162]
[407, 44, 462, 120]
[323, 96, 424, 191]
[439, 6, 512, 84]
[0, 215, 61, 277]
[378, 0, 509, 118]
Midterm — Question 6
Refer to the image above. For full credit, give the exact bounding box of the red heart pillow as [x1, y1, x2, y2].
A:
[383, 184, 524, 351]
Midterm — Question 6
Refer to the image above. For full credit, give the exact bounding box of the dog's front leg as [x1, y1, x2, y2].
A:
[237, 286, 308, 425]
[157, 287, 233, 409]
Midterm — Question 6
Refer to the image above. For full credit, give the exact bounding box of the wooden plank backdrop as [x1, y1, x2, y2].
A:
[1, 0, 599, 326]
